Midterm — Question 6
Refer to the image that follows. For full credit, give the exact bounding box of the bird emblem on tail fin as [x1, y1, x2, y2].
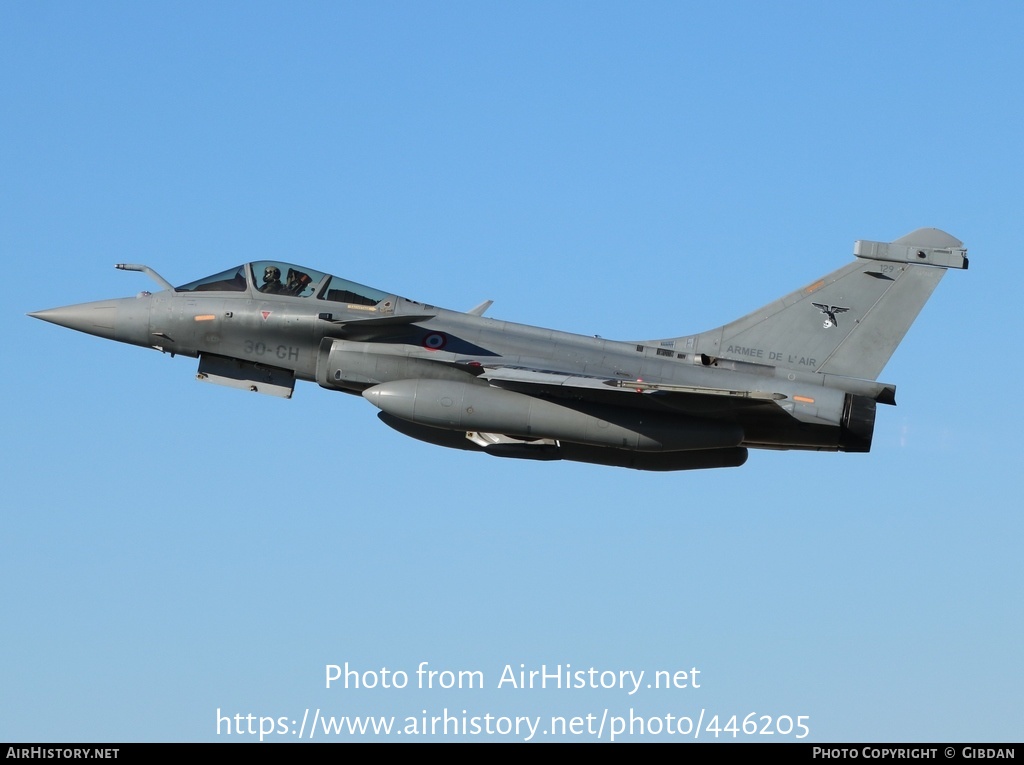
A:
[812, 303, 850, 329]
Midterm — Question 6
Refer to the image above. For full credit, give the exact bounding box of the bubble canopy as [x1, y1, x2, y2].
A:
[175, 261, 391, 307]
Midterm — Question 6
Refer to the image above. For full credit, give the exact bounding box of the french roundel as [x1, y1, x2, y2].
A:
[422, 332, 448, 351]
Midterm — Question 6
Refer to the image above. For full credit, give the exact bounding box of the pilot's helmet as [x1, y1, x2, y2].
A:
[264, 266, 281, 282]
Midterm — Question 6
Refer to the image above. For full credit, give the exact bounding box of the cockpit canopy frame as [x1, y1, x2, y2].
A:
[175, 261, 393, 308]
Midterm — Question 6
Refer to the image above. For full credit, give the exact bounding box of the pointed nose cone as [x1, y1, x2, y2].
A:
[29, 297, 152, 347]
[29, 300, 120, 339]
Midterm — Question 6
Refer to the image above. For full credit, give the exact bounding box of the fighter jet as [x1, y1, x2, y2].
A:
[29, 228, 967, 471]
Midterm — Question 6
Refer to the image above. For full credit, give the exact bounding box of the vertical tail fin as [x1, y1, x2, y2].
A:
[672, 228, 968, 381]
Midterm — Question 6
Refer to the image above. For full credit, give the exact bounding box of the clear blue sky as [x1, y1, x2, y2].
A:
[2, 1, 1021, 742]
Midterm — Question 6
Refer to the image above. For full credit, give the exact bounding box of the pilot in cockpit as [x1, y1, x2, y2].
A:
[259, 266, 283, 293]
